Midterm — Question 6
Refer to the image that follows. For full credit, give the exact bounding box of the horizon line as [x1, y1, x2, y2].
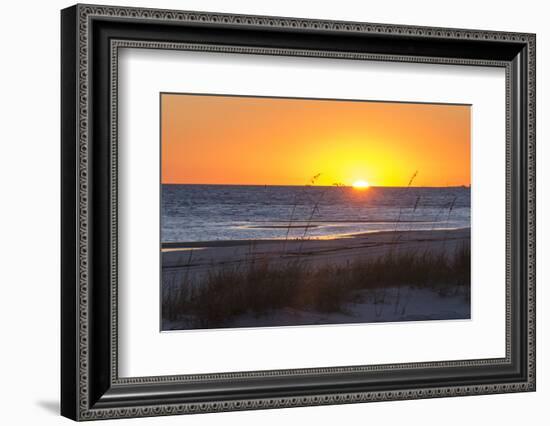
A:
[161, 183, 471, 188]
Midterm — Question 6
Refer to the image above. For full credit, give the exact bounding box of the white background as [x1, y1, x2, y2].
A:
[119, 50, 505, 376]
[0, 0, 547, 425]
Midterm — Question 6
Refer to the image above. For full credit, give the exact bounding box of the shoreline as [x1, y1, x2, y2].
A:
[162, 226, 470, 250]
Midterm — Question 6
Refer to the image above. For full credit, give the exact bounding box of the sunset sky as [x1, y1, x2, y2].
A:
[161, 94, 470, 187]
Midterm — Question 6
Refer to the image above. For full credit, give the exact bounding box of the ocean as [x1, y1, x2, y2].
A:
[161, 184, 470, 243]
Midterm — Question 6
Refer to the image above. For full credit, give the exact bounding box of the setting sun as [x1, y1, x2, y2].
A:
[352, 180, 370, 189]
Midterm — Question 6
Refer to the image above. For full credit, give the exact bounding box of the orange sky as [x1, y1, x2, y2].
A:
[161, 94, 470, 187]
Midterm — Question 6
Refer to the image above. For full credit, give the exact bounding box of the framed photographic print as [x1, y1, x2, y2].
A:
[160, 94, 473, 330]
[61, 4, 536, 421]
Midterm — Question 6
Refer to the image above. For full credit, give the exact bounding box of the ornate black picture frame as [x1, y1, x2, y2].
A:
[61, 4, 536, 421]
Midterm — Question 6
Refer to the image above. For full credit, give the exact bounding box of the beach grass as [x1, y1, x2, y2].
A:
[163, 243, 470, 328]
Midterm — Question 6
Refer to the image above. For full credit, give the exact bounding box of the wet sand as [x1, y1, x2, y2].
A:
[162, 228, 470, 276]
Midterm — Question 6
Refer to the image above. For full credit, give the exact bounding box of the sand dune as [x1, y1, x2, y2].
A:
[162, 228, 470, 330]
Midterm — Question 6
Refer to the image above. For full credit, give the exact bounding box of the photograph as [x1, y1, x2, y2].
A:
[160, 93, 472, 331]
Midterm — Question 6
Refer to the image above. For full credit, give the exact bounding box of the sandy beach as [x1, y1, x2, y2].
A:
[163, 227, 470, 276]
[162, 228, 471, 330]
